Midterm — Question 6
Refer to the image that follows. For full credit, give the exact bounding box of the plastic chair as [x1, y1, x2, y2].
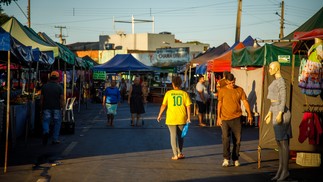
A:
[64, 97, 76, 122]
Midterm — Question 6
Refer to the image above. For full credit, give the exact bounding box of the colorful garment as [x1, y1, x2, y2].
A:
[298, 42, 323, 96]
[298, 112, 322, 145]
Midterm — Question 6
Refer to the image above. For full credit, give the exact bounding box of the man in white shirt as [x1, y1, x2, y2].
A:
[195, 75, 208, 127]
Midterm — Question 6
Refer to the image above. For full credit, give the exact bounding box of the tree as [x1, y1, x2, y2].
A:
[0, 12, 10, 25]
[0, 0, 17, 6]
[0, 0, 16, 24]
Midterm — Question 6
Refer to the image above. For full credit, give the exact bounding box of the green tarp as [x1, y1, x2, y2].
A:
[284, 7, 323, 40]
[1, 17, 59, 57]
[38, 32, 76, 65]
[232, 44, 301, 67]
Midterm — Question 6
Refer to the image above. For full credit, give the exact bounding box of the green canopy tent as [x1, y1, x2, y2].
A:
[284, 7, 323, 40]
[38, 32, 76, 65]
[1, 17, 59, 57]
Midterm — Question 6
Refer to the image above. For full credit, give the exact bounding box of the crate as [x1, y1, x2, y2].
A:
[296, 152, 321, 167]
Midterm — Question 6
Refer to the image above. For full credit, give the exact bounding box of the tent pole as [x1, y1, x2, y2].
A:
[289, 54, 295, 111]
[189, 65, 191, 89]
[64, 62, 67, 106]
[258, 66, 266, 168]
[257, 146, 262, 168]
[78, 69, 82, 112]
[32, 61, 39, 101]
[71, 65, 75, 97]
[4, 51, 11, 173]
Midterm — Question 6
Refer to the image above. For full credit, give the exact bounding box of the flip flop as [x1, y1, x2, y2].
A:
[177, 154, 185, 159]
[171, 156, 178, 160]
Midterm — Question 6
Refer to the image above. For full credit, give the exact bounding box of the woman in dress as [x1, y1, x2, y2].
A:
[128, 76, 146, 126]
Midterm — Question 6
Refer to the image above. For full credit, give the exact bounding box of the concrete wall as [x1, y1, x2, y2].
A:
[104, 33, 208, 52]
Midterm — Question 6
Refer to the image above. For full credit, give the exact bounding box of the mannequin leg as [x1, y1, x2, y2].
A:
[277, 139, 290, 181]
[271, 140, 282, 181]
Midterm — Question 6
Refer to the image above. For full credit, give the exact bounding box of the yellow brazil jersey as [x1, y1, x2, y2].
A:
[162, 89, 192, 125]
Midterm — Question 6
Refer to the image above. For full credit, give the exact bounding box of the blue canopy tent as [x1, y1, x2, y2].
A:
[195, 64, 207, 75]
[93, 54, 154, 72]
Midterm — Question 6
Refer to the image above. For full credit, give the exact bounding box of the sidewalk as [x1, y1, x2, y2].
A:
[0, 101, 322, 182]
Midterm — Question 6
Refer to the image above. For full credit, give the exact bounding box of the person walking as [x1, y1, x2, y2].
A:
[41, 71, 64, 145]
[195, 75, 208, 126]
[157, 76, 192, 160]
[264, 61, 291, 181]
[217, 73, 253, 167]
[128, 76, 146, 126]
[119, 78, 127, 103]
[103, 80, 121, 126]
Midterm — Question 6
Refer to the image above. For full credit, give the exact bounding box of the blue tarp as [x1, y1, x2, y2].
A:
[195, 64, 207, 75]
[229, 35, 254, 50]
[0, 27, 54, 65]
[93, 54, 154, 72]
[0, 28, 10, 51]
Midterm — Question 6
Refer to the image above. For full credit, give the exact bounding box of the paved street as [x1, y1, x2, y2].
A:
[0, 101, 322, 182]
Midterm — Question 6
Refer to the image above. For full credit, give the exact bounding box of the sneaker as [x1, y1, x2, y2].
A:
[233, 160, 240, 167]
[222, 159, 230, 167]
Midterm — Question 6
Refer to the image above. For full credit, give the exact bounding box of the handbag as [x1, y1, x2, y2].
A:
[181, 122, 190, 138]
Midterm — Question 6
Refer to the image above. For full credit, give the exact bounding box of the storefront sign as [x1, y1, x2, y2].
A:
[154, 47, 190, 67]
[93, 71, 106, 80]
[278, 55, 290, 63]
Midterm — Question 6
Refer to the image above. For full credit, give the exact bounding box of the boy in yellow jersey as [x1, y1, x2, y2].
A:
[157, 76, 192, 160]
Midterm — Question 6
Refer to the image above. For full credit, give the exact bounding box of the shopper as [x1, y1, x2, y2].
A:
[41, 71, 64, 145]
[217, 73, 253, 167]
[103, 80, 121, 126]
[128, 76, 146, 126]
[264, 61, 291, 181]
[195, 75, 208, 126]
[157, 76, 192, 160]
[118, 78, 127, 103]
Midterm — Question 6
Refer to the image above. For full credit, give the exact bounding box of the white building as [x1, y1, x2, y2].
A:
[99, 32, 209, 66]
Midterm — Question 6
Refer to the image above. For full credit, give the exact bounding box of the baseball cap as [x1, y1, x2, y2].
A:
[50, 71, 59, 78]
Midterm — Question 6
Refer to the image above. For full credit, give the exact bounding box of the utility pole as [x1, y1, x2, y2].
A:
[27, 0, 30, 28]
[279, 0, 285, 39]
[114, 15, 155, 34]
[55, 26, 67, 44]
[235, 0, 242, 43]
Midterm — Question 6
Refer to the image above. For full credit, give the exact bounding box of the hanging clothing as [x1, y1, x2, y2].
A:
[298, 41, 323, 96]
[298, 59, 322, 96]
[298, 112, 323, 145]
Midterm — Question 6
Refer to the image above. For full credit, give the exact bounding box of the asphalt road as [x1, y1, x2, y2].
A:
[0, 101, 322, 182]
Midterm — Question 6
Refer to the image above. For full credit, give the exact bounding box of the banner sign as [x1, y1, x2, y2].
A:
[93, 71, 106, 80]
[154, 47, 190, 67]
[278, 55, 291, 63]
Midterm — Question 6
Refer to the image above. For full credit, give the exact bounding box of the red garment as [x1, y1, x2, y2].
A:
[298, 112, 323, 145]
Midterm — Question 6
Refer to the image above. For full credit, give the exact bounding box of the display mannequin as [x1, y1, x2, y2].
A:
[264, 61, 292, 181]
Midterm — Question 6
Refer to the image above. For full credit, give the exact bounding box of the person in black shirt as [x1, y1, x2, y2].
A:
[128, 76, 146, 126]
[41, 71, 64, 145]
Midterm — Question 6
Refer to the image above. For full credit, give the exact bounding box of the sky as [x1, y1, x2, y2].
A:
[2, 0, 322, 47]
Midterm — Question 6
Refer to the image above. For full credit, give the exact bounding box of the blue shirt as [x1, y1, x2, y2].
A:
[104, 87, 121, 104]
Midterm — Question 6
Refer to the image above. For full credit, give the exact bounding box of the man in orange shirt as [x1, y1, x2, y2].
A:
[217, 73, 253, 167]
